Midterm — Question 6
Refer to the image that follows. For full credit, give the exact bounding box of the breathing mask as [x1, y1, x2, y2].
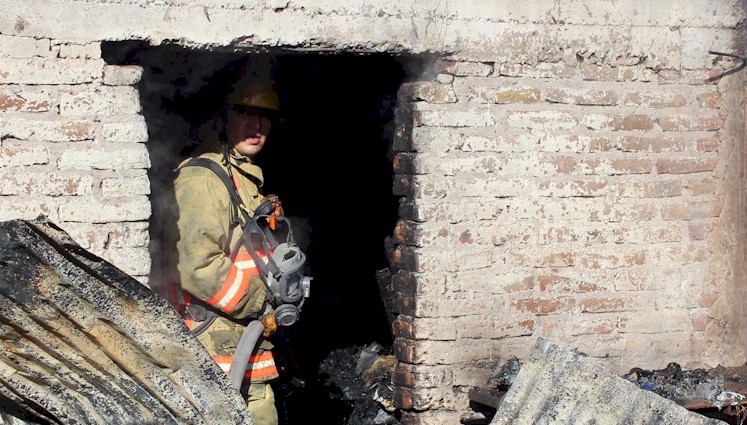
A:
[241, 196, 312, 327]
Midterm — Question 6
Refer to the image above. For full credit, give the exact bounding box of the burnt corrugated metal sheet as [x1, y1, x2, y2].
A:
[491, 338, 727, 425]
[0, 217, 253, 425]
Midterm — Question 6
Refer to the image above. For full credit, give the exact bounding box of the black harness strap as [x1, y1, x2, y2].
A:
[181, 157, 247, 228]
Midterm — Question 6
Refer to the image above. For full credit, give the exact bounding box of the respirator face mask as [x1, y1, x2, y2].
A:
[264, 242, 312, 326]
[241, 198, 312, 327]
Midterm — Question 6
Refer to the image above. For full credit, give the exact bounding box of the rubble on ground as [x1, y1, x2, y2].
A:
[302, 339, 747, 425]
[487, 338, 732, 425]
[315, 343, 401, 425]
[460, 340, 747, 425]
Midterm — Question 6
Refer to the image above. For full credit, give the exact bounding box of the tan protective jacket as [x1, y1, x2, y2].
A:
[171, 138, 278, 382]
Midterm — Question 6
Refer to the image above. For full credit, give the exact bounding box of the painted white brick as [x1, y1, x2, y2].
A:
[101, 247, 152, 277]
[58, 42, 102, 59]
[103, 65, 143, 86]
[58, 195, 151, 222]
[101, 116, 149, 142]
[0, 35, 52, 58]
[0, 171, 94, 196]
[0, 116, 95, 142]
[58, 144, 150, 170]
[60, 86, 141, 116]
[0, 58, 103, 84]
[0, 87, 54, 112]
[101, 174, 151, 196]
[0, 197, 60, 222]
[64, 221, 149, 250]
[0, 143, 50, 166]
[415, 107, 495, 127]
[506, 110, 578, 130]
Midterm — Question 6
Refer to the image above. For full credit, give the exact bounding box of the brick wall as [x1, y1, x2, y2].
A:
[1, 1, 746, 424]
[0, 37, 151, 282]
[389, 49, 747, 425]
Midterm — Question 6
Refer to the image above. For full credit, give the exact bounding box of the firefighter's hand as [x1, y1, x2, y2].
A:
[259, 304, 277, 338]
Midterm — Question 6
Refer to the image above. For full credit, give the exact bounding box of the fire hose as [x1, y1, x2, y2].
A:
[227, 320, 266, 391]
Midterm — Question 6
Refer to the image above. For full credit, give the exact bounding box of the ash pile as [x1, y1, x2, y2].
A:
[312, 342, 400, 425]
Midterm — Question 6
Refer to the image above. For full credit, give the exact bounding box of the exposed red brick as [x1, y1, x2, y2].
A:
[617, 180, 682, 198]
[622, 91, 687, 108]
[659, 115, 723, 131]
[394, 295, 415, 316]
[685, 177, 717, 195]
[393, 219, 418, 245]
[661, 201, 722, 221]
[393, 338, 416, 364]
[61, 122, 95, 140]
[697, 92, 721, 109]
[458, 230, 473, 244]
[400, 82, 456, 103]
[512, 296, 575, 315]
[546, 87, 618, 106]
[589, 136, 616, 152]
[695, 136, 720, 152]
[391, 245, 418, 271]
[688, 220, 716, 240]
[469, 86, 540, 104]
[392, 316, 415, 339]
[544, 251, 575, 267]
[392, 362, 415, 387]
[504, 275, 535, 292]
[539, 274, 603, 293]
[434, 60, 457, 75]
[0, 93, 24, 111]
[610, 114, 655, 131]
[617, 135, 687, 153]
[393, 387, 414, 410]
[697, 292, 718, 308]
[656, 158, 718, 174]
[625, 251, 646, 266]
[610, 158, 652, 174]
[580, 297, 632, 312]
[540, 156, 576, 173]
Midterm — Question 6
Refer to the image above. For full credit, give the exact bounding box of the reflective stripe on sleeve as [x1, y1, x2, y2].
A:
[212, 351, 279, 381]
[206, 252, 266, 314]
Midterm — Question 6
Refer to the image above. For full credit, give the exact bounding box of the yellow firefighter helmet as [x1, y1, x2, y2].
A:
[226, 77, 281, 112]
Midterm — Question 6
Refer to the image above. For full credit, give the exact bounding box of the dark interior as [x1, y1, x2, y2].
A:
[101, 42, 434, 423]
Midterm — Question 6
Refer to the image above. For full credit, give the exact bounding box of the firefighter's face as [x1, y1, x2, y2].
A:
[226, 107, 272, 158]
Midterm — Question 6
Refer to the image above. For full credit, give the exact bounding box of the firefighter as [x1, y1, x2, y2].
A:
[167, 65, 285, 425]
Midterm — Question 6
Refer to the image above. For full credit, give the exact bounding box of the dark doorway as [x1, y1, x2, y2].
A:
[102, 42, 430, 423]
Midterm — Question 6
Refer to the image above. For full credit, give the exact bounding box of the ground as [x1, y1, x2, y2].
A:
[292, 346, 747, 425]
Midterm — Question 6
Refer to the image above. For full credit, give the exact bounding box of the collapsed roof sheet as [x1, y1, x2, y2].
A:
[0, 217, 253, 425]
[491, 338, 727, 425]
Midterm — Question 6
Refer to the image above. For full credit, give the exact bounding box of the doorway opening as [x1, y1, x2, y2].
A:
[102, 41, 435, 423]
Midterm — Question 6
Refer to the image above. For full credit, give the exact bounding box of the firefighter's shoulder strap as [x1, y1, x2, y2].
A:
[179, 157, 249, 228]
